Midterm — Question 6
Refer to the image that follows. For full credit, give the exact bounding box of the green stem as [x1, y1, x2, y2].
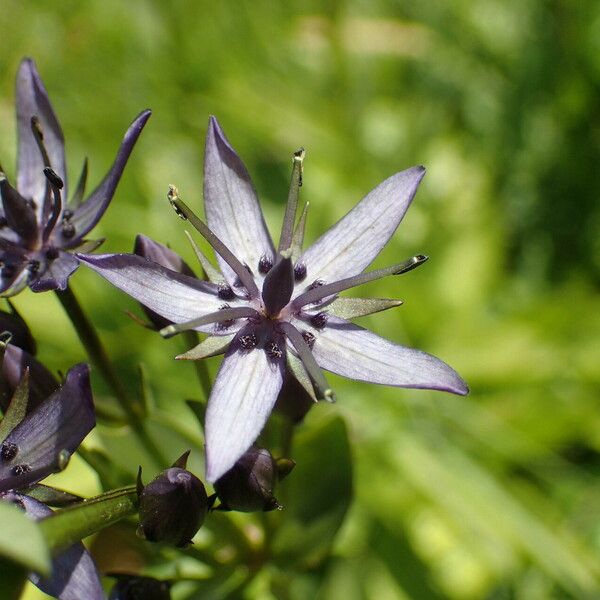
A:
[39, 486, 138, 555]
[55, 286, 166, 467]
[183, 330, 212, 402]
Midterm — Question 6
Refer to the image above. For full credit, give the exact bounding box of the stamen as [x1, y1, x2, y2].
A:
[258, 255, 273, 274]
[42, 167, 63, 241]
[278, 148, 306, 254]
[239, 333, 258, 350]
[168, 186, 259, 298]
[279, 321, 335, 402]
[183, 230, 223, 284]
[0, 442, 18, 462]
[292, 255, 429, 309]
[293, 262, 307, 282]
[266, 340, 283, 360]
[30, 116, 51, 167]
[46, 247, 59, 260]
[217, 283, 236, 300]
[159, 306, 258, 339]
[12, 464, 31, 476]
[301, 330, 315, 349]
[309, 312, 328, 329]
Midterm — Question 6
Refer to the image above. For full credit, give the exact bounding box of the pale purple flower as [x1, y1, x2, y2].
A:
[0, 58, 150, 296]
[0, 362, 102, 599]
[78, 116, 468, 482]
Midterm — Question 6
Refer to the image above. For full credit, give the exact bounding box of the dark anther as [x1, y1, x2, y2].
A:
[62, 222, 76, 239]
[12, 464, 31, 476]
[28, 260, 40, 274]
[306, 279, 324, 291]
[258, 255, 273, 274]
[0, 442, 18, 462]
[216, 303, 235, 330]
[43, 167, 64, 189]
[294, 262, 307, 282]
[217, 284, 235, 301]
[301, 330, 316, 349]
[266, 340, 283, 359]
[310, 312, 328, 329]
[0, 216, 8, 228]
[62, 208, 73, 221]
[240, 333, 258, 350]
[0, 264, 16, 279]
[46, 247, 59, 260]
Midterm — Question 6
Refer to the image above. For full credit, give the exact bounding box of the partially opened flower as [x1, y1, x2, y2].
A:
[79, 116, 468, 482]
[0, 362, 102, 599]
[0, 58, 150, 296]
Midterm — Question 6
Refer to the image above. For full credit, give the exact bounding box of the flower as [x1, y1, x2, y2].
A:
[0, 58, 150, 296]
[78, 116, 468, 482]
[0, 360, 102, 599]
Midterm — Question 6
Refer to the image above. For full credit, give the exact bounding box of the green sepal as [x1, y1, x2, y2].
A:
[326, 296, 403, 320]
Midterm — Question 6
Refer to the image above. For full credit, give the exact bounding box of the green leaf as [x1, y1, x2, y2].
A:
[271, 412, 353, 569]
[0, 500, 50, 575]
[0, 557, 28, 600]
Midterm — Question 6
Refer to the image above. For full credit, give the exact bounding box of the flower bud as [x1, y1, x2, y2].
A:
[213, 447, 295, 512]
[138, 462, 208, 547]
[109, 574, 171, 600]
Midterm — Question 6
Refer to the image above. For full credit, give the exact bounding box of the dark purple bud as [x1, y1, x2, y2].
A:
[109, 574, 172, 600]
[138, 467, 208, 547]
[214, 447, 292, 512]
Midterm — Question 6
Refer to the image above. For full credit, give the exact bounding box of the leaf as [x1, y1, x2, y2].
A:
[0, 499, 50, 575]
[271, 412, 353, 569]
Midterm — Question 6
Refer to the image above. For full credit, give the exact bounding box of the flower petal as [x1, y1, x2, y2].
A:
[3, 493, 104, 600]
[16, 58, 66, 208]
[29, 251, 79, 293]
[60, 110, 151, 245]
[0, 344, 59, 413]
[204, 116, 274, 284]
[297, 166, 425, 287]
[0, 363, 95, 492]
[205, 340, 285, 482]
[77, 252, 237, 334]
[300, 316, 468, 395]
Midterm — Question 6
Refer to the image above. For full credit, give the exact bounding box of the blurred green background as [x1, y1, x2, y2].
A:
[1, 1, 600, 598]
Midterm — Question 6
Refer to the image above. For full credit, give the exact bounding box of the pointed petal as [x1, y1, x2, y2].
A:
[134, 234, 195, 277]
[77, 252, 236, 334]
[0, 363, 95, 492]
[61, 110, 151, 244]
[0, 344, 59, 413]
[29, 251, 79, 293]
[303, 316, 468, 395]
[205, 342, 285, 482]
[0, 174, 39, 245]
[297, 166, 425, 286]
[3, 494, 103, 600]
[16, 59, 66, 206]
[204, 116, 274, 284]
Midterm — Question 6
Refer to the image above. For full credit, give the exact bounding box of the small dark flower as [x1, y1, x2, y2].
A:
[0, 58, 150, 296]
[109, 574, 172, 600]
[137, 453, 208, 547]
[0, 363, 102, 599]
[214, 446, 295, 512]
[79, 116, 468, 483]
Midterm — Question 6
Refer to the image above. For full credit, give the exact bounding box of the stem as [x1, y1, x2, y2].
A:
[39, 485, 138, 555]
[55, 286, 166, 467]
[183, 330, 212, 402]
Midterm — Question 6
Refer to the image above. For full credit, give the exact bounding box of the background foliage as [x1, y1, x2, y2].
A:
[1, 1, 599, 598]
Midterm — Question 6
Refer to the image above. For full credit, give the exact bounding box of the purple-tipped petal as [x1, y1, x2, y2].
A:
[0, 363, 95, 492]
[297, 166, 425, 288]
[299, 316, 468, 395]
[3, 493, 104, 600]
[205, 340, 285, 482]
[29, 251, 79, 293]
[204, 116, 274, 284]
[78, 253, 233, 334]
[16, 58, 67, 208]
[0, 344, 59, 413]
[61, 110, 151, 245]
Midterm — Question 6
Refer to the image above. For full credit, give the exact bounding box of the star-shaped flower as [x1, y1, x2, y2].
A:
[0, 58, 150, 296]
[79, 116, 468, 482]
[0, 360, 102, 599]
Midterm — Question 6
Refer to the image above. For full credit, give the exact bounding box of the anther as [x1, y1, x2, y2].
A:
[0, 442, 18, 462]
[301, 330, 315, 349]
[62, 222, 76, 239]
[43, 167, 64, 189]
[12, 464, 31, 476]
[62, 208, 73, 221]
[239, 333, 258, 350]
[46, 247, 59, 260]
[306, 279, 324, 291]
[168, 185, 188, 220]
[293, 262, 307, 282]
[310, 312, 328, 329]
[258, 255, 273, 274]
[216, 304, 235, 330]
[217, 284, 235, 300]
[266, 340, 283, 359]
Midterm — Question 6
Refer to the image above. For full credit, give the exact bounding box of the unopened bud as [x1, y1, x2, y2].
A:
[138, 464, 208, 547]
[214, 447, 295, 512]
